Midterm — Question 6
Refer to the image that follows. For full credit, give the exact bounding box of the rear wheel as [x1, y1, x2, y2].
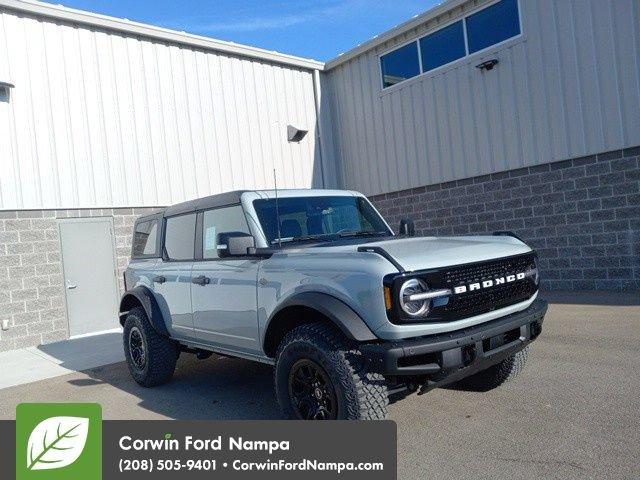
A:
[123, 307, 179, 387]
[453, 347, 530, 392]
[274, 322, 388, 420]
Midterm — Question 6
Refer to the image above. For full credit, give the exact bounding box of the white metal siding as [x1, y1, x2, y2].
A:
[0, 8, 324, 210]
[325, 0, 640, 196]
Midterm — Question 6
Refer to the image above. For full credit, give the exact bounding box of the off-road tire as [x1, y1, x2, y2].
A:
[123, 307, 179, 387]
[454, 347, 530, 392]
[274, 322, 389, 420]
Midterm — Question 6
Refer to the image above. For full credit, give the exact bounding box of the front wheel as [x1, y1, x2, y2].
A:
[123, 307, 179, 387]
[274, 322, 388, 420]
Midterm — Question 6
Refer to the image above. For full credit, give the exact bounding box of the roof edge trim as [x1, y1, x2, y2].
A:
[325, 0, 467, 70]
[0, 0, 324, 71]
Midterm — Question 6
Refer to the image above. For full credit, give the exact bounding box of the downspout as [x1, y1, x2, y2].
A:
[312, 68, 326, 188]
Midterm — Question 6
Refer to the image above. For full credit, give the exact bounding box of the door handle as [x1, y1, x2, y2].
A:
[153, 275, 166, 284]
[67, 284, 77, 290]
[192, 275, 210, 286]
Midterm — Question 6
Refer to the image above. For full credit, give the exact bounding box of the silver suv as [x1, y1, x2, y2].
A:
[120, 189, 546, 420]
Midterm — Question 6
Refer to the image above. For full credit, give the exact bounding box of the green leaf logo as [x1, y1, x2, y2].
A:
[26, 416, 90, 471]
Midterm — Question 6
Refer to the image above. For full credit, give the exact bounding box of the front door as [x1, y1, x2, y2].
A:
[59, 218, 119, 337]
[191, 205, 260, 354]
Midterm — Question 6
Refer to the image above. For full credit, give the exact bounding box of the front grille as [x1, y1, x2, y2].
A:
[381, 253, 538, 324]
[431, 253, 538, 321]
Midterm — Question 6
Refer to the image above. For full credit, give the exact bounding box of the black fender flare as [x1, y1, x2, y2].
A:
[119, 286, 170, 337]
[264, 292, 377, 354]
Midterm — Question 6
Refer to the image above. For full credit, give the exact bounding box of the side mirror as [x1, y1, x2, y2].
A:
[220, 233, 256, 257]
[399, 218, 415, 237]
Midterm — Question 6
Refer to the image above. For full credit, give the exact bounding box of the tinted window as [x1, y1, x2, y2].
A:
[380, 42, 420, 88]
[202, 205, 251, 259]
[419, 21, 466, 72]
[466, 0, 520, 54]
[253, 196, 390, 245]
[132, 220, 158, 257]
[164, 214, 196, 261]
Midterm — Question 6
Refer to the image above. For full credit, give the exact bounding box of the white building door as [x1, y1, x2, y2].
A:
[59, 218, 120, 337]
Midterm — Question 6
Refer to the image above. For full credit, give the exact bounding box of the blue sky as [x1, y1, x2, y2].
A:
[43, 0, 441, 61]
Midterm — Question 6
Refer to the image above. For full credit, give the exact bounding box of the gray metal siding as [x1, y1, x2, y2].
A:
[324, 0, 640, 196]
[0, 7, 324, 210]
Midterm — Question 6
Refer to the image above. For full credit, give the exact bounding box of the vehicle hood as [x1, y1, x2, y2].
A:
[359, 236, 532, 272]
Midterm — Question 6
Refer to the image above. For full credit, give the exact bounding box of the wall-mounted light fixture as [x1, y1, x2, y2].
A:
[476, 59, 499, 72]
[0, 81, 14, 102]
[287, 125, 308, 143]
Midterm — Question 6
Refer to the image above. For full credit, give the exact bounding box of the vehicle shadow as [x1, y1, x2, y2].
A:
[67, 354, 282, 420]
[35, 332, 124, 371]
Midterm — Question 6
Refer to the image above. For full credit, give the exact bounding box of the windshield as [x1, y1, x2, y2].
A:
[253, 196, 391, 245]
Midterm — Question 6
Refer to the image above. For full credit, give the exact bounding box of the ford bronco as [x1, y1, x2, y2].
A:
[120, 189, 546, 420]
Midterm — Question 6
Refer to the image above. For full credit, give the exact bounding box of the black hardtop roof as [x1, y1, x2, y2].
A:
[134, 189, 355, 224]
[162, 190, 248, 217]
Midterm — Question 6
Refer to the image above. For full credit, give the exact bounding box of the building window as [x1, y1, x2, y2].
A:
[164, 213, 196, 261]
[380, 0, 521, 89]
[466, 0, 520, 54]
[132, 219, 159, 257]
[380, 42, 420, 88]
[419, 20, 466, 73]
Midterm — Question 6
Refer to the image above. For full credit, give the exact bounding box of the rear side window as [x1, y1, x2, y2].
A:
[132, 219, 158, 258]
[202, 205, 250, 259]
[164, 214, 196, 261]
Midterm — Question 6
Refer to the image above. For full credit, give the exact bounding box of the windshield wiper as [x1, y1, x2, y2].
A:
[338, 230, 390, 238]
[271, 233, 335, 245]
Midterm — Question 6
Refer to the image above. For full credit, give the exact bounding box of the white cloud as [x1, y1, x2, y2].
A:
[196, 12, 316, 32]
[179, 0, 426, 33]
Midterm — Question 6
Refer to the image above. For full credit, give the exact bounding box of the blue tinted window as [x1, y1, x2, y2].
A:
[380, 42, 420, 88]
[466, 0, 520, 54]
[419, 21, 466, 72]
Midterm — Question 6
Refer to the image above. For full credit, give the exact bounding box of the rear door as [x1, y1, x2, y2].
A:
[191, 205, 261, 354]
[151, 213, 197, 341]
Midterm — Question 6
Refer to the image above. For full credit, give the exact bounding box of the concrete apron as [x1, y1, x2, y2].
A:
[0, 329, 123, 389]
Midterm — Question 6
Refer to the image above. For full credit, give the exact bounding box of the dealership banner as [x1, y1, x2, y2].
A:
[2, 404, 396, 479]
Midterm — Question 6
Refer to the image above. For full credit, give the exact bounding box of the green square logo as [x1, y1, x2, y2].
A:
[16, 403, 102, 480]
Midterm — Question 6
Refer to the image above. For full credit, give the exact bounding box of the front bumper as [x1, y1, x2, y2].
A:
[360, 298, 547, 380]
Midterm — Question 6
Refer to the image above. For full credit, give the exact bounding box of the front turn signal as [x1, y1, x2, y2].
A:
[384, 286, 393, 310]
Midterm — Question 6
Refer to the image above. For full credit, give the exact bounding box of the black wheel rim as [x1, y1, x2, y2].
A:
[288, 359, 338, 420]
[129, 326, 146, 370]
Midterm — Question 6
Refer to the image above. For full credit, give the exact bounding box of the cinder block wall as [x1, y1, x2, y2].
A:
[0, 208, 159, 351]
[370, 147, 640, 291]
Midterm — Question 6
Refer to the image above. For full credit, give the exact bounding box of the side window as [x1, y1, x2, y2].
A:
[132, 220, 158, 258]
[465, 0, 520, 54]
[380, 42, 420, 88]
[202, 205, 250, 259]
[164, 213, 196, 261]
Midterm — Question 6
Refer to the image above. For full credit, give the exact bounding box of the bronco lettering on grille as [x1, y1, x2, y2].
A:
[453, 272, 527, 294]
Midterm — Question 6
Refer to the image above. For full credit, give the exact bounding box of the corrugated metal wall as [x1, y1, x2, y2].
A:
[325, 0, 640, 196]
[0, 8, 324, 210]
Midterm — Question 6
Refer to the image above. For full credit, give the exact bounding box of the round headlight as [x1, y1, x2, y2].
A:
[399, 279, 430, 317]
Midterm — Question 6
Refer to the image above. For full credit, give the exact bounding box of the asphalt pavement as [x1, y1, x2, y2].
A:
[1, 291, 638, 479]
